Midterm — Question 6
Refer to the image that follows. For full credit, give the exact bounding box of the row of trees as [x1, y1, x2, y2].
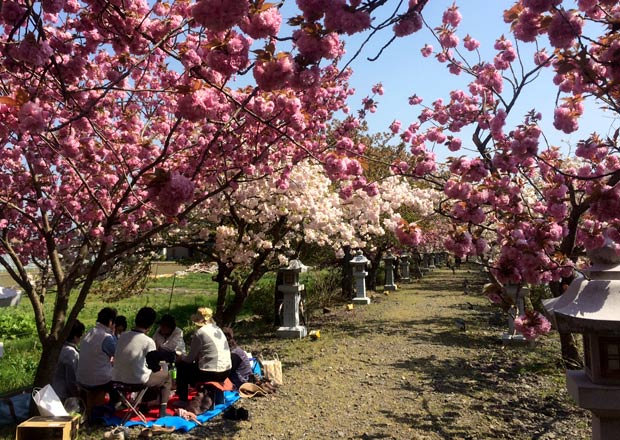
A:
[2, 0, 620, 384]
[0, 0, 435, 387]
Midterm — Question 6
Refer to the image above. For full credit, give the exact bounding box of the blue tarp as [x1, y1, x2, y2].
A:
[104, 390, 240, 433]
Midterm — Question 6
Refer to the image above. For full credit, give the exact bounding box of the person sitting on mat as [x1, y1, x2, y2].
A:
[222, 327, 252, 389]
[153, 314, 186, 355]
[112, 307, 172, 418]
[52, 319, 86, 402]
[78, 307, 117, 390]
[176, 307, 232, 405]
[114, 315, 128, 339]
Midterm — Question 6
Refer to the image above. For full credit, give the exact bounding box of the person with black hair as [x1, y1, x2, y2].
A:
[52, 319, 85, 402]
[112, 307, 172, 418]
[114, 315, 127, 339]
[222, 327, 252, 389]
[78, 307, 118, 389]
[153, 314, 185, 354]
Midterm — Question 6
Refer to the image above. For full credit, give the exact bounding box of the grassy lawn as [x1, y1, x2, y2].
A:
[0, 268, 220, 395]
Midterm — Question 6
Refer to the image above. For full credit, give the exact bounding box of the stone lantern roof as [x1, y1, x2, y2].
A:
[544, 245, 620, 335]
[283, 259, 308, 273]
[350, 251, 369, 266]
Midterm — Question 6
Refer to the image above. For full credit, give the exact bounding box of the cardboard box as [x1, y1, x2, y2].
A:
[16, 415, 79, 440]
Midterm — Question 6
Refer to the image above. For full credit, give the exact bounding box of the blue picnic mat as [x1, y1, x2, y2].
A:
[104, 390, 240, 432]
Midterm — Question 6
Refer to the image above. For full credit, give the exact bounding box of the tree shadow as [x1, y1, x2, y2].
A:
[384, 354, 587, 438]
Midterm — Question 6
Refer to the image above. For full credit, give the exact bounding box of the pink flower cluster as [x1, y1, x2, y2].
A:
[395, 220, 423, 247]
[323, 0, 371, 35]
[203, 31, 251, 76]
[18, 100, 49, 134]
[192, 0, 248, 32]
[294, 30, 342, 63]
[239, 6, 282, 39]
[553, 97, 583, 134]
[148, 171, 195, 217]
[176, 88, 230, 122]
[514, 311, 552, 341]
[548, 9, 583, 49]
[393, 12, 423, 37]
[253, 55, 295, 91]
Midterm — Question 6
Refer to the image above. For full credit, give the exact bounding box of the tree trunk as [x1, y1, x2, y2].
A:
[549, 279, 583, 369]
[220, 285, 250, 327]
[560, 332, 583, 370]
[341, 246, 353, 299]
[366, 249, 384, 291]
[274, 270, 284, 326]
[30, 340, 64, 414]
[214, 262, 232, 324]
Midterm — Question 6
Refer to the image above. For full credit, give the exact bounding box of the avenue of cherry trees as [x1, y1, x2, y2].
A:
[1, 0, 619, 389]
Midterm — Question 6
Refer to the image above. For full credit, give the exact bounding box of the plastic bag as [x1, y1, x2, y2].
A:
[32, 385, 69, 417]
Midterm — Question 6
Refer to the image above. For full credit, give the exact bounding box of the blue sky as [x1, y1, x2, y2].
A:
[316, 0, 619, 160]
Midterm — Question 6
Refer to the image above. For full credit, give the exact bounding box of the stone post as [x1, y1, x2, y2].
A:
[350, 251, 371, 305]
[427, 253, 436, 271]
[399, 253, 411, 283]
[502, 284, 528, 343]
[276, 260, 308, 339]
[419, 253, 429, 275]
[383, 254, 397, 291]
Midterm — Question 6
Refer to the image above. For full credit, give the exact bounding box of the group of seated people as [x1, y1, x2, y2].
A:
[51, 306, 253, 419]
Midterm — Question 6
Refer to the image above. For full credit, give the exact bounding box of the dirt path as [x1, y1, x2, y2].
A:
[182, 267, 589, 440]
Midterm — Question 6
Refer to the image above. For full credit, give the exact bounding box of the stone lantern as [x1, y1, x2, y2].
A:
[383, 254, 397, 291]
[502, 284, 529, 343]
[276, 259, 308, 339]
[399, 253, 411, 283]
[427, 253, 436, 271]
[544, 245, 620, 440]
[350, 251, 371, 305]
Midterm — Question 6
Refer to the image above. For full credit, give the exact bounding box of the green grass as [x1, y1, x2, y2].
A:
[0, 267, 342, 396]
[0, 271, 219, 396]
[146, 272, 218, 290]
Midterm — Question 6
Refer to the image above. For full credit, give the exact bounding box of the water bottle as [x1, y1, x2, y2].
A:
[169, 362, 177, 380]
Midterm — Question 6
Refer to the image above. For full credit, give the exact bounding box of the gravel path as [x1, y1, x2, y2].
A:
[70, 266, 589, 440]
[183, 267, 589, 440]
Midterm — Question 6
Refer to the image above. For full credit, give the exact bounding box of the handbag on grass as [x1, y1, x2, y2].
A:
[32, 384, 69, 417]
[260, 353, 283, 386]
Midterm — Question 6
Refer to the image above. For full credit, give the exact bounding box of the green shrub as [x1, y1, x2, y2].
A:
[0, 309, 37, 339]
[529, 284, 553, 312]
[303, 268, 342, 315]
[243, 276, 276, 322]
[0, 339, 39, 393]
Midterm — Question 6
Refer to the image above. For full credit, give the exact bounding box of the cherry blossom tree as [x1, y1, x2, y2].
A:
[177, 159, 362, 325]
[386, 0, 620, 363]
[0, 0, 434, 387]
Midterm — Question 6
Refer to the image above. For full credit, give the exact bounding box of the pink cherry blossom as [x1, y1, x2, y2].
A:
[442, 4, 462, 27]
[514, 311, 552, 341]
[389, 120, 402, 134]
[239, 6, 282, 39]
[548, 9, 584, 49]
[421, 44, 434, 57]
[393, 12, 423, 37]
[463, 35, 480, 51]
[253, 55, 295, 91]
[324, 1, 371, 35]
[192, 0, 249, 32]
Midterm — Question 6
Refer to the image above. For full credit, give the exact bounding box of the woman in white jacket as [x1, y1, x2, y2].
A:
[175, 307, 231, 403]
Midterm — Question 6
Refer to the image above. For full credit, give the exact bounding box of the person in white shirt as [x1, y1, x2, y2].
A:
[112, 307, 171, 418]
[77, 308, 117, 389]
[153, 314, 186, 354]
[52, 320, 85, 402]
[176, 307, 231, 403]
